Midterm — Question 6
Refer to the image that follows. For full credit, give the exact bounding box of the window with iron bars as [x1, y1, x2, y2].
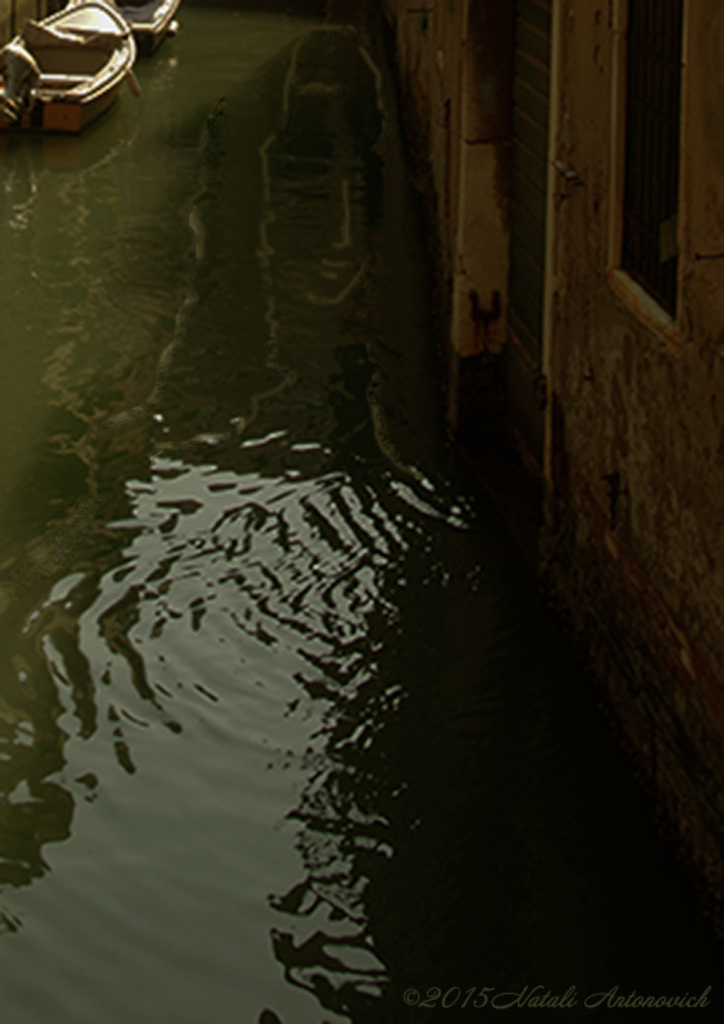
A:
[621, 0, 683, 316]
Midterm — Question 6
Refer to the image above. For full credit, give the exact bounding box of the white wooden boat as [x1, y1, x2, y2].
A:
[0, 1, 138, 133]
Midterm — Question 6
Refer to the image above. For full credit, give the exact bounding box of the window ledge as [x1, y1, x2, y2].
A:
[607, 268, 681, 355]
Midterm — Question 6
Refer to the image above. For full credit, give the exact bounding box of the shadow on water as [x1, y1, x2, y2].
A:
[0, 3, 722, 1022]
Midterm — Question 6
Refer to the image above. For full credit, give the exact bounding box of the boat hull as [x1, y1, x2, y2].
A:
[0, 77, 125, 132]
[116, 0, 181, 55]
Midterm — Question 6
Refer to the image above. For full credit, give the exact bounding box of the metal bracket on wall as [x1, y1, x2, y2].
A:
[552, 159, 585, 208]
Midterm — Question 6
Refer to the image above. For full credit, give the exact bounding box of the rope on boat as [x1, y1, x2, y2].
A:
[126, 67, 141, 96]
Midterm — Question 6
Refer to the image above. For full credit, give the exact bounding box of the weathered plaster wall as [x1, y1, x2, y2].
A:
[380, 0, 515, 444]
[450, 2, 514, 361]
[543, 0, 724, 925]
[383, 0, 724, 929]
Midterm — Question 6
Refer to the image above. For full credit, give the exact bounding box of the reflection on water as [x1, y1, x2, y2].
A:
[0, 5, 722, 1023]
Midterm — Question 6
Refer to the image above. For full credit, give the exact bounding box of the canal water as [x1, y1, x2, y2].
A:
[0, 2, 721, 1021]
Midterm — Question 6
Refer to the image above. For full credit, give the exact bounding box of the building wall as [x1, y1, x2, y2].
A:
[542, 0, 724, 923]
[382, 0, 724, 932]
[380, 0, 515, 440]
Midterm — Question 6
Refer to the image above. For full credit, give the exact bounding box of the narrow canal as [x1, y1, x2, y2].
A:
[0, 2, 721, 1021]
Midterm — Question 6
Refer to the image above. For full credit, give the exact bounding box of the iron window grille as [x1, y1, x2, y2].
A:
[622, 0, 684, 316]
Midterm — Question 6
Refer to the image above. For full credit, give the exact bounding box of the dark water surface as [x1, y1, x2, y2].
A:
[0, 3, 721, 1022]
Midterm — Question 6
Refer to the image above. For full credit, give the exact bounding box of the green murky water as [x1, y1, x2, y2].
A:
[0, 3, 721, 1021]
